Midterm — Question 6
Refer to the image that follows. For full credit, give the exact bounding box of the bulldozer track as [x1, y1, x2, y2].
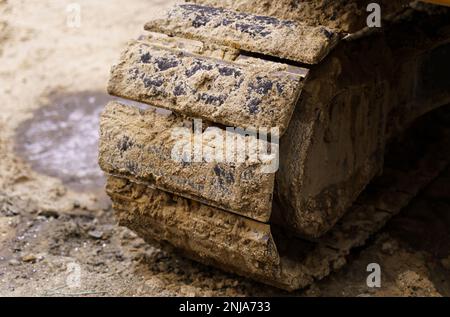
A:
[100, 2, 450, 291]
[106, 107, 450, 290]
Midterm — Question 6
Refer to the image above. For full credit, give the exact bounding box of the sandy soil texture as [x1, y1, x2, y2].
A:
[0, 0, 450, 296]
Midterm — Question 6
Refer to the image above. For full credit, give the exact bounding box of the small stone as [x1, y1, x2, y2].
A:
[21, 254, 37, 263]
[120, 229, 137, 240]
[332, 257, 346, 270]
[14, 175, 31, 183]
[38, 209, 59, 218]
[144, 276, 165, 292]
[8, 259, 20, 266]
[35, 253, 46, 261]
[88, 230, 104, 239]
[1, 204, 19, 217]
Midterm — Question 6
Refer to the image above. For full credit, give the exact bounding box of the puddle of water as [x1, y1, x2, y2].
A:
[15, 91, 114, 192]
[15, 91, 161, 195]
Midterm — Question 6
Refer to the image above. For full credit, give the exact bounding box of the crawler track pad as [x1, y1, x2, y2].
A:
[144, 4, 340, 64]
[107, 40, 306, 135]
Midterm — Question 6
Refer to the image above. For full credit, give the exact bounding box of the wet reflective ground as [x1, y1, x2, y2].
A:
[14, 91, 112, 192]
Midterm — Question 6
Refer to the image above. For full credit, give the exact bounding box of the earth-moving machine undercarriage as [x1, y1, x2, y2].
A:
[99, 1, 450, 290]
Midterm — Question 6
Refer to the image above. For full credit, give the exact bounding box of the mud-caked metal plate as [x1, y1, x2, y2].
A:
[145, 4, 340, 65]
[106, 176, 281, 279]
[98, 101, 277, 222]
[107, 40, 306, 135]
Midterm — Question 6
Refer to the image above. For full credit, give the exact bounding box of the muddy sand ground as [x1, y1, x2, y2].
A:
[0, 0, 450, 296]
